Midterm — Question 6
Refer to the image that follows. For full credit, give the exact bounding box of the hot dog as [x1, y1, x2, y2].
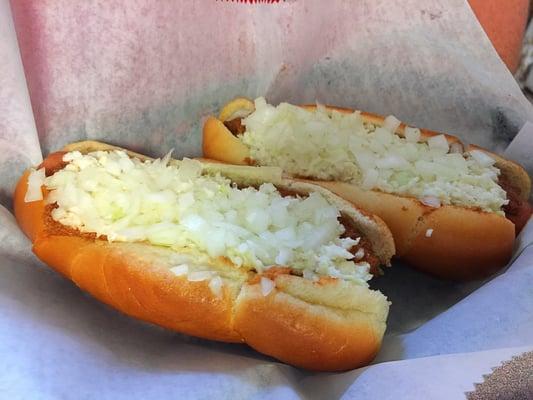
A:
[14, 140, 395, 371]
[203, 97, 532, 280]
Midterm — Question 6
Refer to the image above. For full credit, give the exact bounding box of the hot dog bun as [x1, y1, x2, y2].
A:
[203, 97, 531, 280]
[14, 140, 394, 371]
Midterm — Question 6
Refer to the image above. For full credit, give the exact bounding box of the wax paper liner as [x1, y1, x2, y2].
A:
[1, 0, 532, 398]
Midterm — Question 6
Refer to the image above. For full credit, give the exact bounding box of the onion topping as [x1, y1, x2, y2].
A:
[241, 98, 507, 214]
[421, 196, 441, 208]
[208, 276, 223, 298]
[260, 277, 275, 296]
[354, 248, 365, 260]
[187, 271, 214, 282]
[427, 134, 449, 152]
[25, 168, 46, 202]
[449, 142, 464, 154]
[383, 115, 401, 133]
[469, 150, 496, 167]
[170, 264, 189, 276]
[44, 150, 373, 285]
[302, 269, 318, 281]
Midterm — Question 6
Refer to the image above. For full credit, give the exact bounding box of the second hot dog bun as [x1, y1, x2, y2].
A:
[14, 140, 394, 371]
[203, 97, 531, 280]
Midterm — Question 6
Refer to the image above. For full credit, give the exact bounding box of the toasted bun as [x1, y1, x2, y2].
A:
[14, 140, 393, 371]
[234, 274, 387, 371]
[203, 116, 250, 166]
[203, 98, 530, 280]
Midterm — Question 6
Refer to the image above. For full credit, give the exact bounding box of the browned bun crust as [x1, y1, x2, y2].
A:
[402, 206, 515, 280]
[13, 141, 392, 371]
[234, 274, 387, 371]
[203, 98, 529, 280]
[203, 116, 250, 165]
[33, 236, 245, 342]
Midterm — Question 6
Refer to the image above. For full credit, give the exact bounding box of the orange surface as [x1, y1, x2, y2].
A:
[468, 0, 530, 73]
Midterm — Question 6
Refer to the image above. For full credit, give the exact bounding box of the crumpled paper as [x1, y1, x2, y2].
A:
[1, 0, 532, 398]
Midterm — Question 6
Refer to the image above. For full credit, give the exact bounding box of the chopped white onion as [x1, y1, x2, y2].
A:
[44, 150, 373, 285]
[227, 108, 254, 121]
[404, 127, 421, 143]
[208, 276, 223, 298]
[421, 196, 441, 208]
[425, 228, 434, 238]
[161, 149, 174, 166]
[187, 271, 214, 282]
[383, 115, 401, 133]
[302, 269, 318, 281]
[354, 248, 365, 260]
[374, 128, 394, 146]
[24, 168, 46, 202]
[241, 98, 507, 214]
[362, 169, 379, 189]
[170, 264, 189, 276]
[260, 277, 275, 296]
[427, 135, 449, 152]
[375, 155, 409, 169]
[275, 248, 292, 265]
[469, 150, 496, 167]
[449, 142, 464, 154]
[63, 151, 82, 162]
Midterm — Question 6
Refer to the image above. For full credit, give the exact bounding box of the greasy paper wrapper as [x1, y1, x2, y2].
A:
[1, 0, 532, 398]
